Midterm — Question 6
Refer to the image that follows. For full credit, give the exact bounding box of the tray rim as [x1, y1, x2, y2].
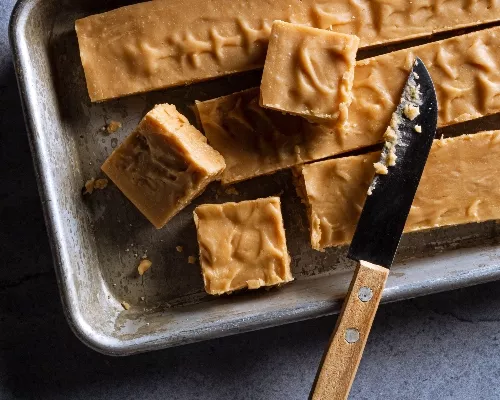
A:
[9, 0, 500, 356]
[8, 0, 122, 355]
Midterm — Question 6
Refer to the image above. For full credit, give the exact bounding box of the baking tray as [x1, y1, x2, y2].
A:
[9, 0, 500, 356]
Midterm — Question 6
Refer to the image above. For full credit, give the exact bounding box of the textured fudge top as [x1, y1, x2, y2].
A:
[75, 0, 500, 101]
[297, 131, 500, 250]
[102, 104, 225, 228]
[194, 197, 293, 295]
[261, 21, 359, 122]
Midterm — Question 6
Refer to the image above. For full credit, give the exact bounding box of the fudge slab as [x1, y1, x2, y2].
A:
[196, 27, 500, 184]
[194, 197, 293, 295]
[75, 0, 500, 102]
[195, 88, 340, 184]
[102, 104, 225, 229]
[296, 131, 500, 251]
[339, 25, 500, 144]
[260, 21, 359, 122]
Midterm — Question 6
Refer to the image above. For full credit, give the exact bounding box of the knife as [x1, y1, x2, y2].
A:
[311, 58, 438, 400]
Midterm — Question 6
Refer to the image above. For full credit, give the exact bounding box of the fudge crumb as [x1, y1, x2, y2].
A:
[408, 81, 421, 102]
[403, 104, 420, 120]
[188, 255, 197, 264]
[140, 296, 145, 301]
[176, 246, 183, 253]
[383, 127, 397, 142]
[390, 113, 400, 129]
[121, 301, 130, 310]
[83, 178, 108, 195]
[106, 120, 122, 134]
[94, 178, 108, 190]
[225, 187, 239, 195]
[373, 162, 388, 175]
[138, 259, 152, 275]
[387, 151, 397, 167]
[414, 125, 422, 133]
[83, 178, 96, 195]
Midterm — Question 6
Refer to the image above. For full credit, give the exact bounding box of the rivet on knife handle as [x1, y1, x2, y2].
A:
[311, 261, 388, 400]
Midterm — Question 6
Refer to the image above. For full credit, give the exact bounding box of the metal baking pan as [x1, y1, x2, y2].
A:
[10, 0, 500, 356]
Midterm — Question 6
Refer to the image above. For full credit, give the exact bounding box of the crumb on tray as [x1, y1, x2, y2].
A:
[176, 246, 183, 253]
[138, 259, 152, 275]
[83, 178, 96, 195]
[121, 301, 131, 310]
[83, 178, 108, 195]
[94, 179, 108, 190]
[188, 255, 197, 264]
[106, 120, 122, 134]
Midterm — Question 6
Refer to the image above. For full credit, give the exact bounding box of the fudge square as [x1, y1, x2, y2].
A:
[193, 197, 293, 295]
[102, 104, 225, 229]
[260, 21, 359, 123]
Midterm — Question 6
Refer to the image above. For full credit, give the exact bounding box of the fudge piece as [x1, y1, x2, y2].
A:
[295, 131, 500, 250]
[260, 21, 359, 123]
[75, 0, 500, 102]
[193, 197, 293, 295]
[102, 104, 225, 229]
[196, 27, 500, 184]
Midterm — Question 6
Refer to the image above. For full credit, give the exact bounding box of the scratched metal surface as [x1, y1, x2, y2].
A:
[10, 0, 500, 355]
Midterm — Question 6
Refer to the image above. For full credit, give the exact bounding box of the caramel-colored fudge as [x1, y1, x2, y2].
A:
[75, 0, 500, 102]
[102, 104, 225, 229]
[195, 88, 337, 184]
[196, 27, 500, 184]
[261, 21, 358, 123]
[339, 25, 500, 144]
[193, 197, 293, 295]
[295, 131, 500, 251]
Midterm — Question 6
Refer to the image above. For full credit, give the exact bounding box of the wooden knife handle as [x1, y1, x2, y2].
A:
[311, 260, 389, 400]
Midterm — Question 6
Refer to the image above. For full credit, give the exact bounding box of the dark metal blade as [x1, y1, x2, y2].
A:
[347, 58, 438, 268]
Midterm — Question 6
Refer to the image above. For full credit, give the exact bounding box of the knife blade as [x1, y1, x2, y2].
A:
[347, 57, 438, 267]
[312, 58, 437, 400]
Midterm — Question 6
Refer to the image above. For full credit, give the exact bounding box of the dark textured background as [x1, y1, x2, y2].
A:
[2, 1, 500, 398]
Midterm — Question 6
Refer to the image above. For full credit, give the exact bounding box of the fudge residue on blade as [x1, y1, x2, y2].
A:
[367, 61, 423, 196]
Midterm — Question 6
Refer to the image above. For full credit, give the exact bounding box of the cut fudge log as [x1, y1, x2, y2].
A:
[75, 0, 500, 101]
[295, 131, 500, 250]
